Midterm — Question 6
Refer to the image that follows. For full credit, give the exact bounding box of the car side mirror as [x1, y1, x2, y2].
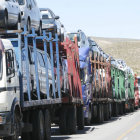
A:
[29, 4, 32, 10]
[55, 16, 59, 20]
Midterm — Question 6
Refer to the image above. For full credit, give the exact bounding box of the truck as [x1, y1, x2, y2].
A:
[68, 31, 112, 124]
[0, 26, 84, 140]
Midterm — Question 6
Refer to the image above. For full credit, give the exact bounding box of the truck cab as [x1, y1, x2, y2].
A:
[0, 39, 20, 137]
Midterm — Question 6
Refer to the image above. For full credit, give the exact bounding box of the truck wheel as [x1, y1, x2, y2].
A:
[108, 103, 112, 119]
[113, 102, 118, 117]
[97, 104, 103, 123]
[101, 104, 104, 122]
[59, 107, 68, 134]
[85, 106, 92, 125]
[104, 104, 109, 121]
[44, 109, 51, 140]
[21, 112, 31, 140]
[67, 105, 77, 134]
[31, 110, 45, 140]
[123, 102, 126, 114]
[77, 105, 84, 130]
[91, 104, 97, 123]
[4, 113, 20, 140]
[119, 103, 123, 115]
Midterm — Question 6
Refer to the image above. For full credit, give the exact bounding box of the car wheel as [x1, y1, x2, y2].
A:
[27, 19, 31, 33]
[16, 14, 21, 30]
[38, 22, 42, 36]
[4, 11, 8, 29]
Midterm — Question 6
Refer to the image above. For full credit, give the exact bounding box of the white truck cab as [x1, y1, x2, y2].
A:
[0, 39, 20, 137]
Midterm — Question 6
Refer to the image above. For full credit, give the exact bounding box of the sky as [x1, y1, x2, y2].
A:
[36, 0, 140, 39]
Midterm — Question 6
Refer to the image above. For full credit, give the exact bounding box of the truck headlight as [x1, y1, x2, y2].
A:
[0, 115, 6, 124]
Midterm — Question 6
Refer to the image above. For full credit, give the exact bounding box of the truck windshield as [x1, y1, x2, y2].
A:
[0, 50, 2, 80]
[18, 0, 25, 5]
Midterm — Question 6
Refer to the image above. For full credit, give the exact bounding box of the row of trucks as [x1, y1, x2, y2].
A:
[68, 30, 139, 124]
[0, 26, 139, 140]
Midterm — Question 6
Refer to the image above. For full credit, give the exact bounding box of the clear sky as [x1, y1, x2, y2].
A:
[36, 0, 140, 39]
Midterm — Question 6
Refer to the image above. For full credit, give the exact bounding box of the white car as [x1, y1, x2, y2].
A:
[68, 30, 89, 48]
[18, 0, 42, 34]
[0, 0, 21, 29]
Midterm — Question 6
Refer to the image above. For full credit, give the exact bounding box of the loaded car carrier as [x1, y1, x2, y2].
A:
[0, 25, 84, 140]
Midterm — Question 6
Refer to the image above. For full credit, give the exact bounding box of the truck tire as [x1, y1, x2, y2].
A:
[97, 104, 103, 123]
[21, 112, 31, 140]
[104, 104, 109, 121]
[91, 104, 97, 123]
[113, 102, 118, 117]
[85, 106, 92, 125]
[108, 103, 112, 119]
[67, 105, 77, 134]
[119, 103, 123, 115]
[122, 102, 126, 114]
[4, 113, 20, 140]
[31, 110, 45, 140]
[44, 109, 51, 140]
[59, 107, 68, 134]
[77, 105, 84, 130]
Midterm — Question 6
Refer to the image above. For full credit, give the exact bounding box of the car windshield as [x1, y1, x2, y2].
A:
[42, 12, 55, 24]
[68, 33, 80, 42]
[0, 50, 2, 80]
[18, 0, 25, 5]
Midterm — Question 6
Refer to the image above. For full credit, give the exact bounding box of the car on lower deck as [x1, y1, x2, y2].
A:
[0, 0, 21, 29]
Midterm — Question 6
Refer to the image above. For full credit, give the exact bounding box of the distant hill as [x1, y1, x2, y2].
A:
[90, 37, 140, 75]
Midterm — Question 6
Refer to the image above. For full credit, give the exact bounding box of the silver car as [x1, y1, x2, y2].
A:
[40, 8, 65, 41]
[18, 0, 42, 34]
[22, 46, 53, 99]
[0, 0, 21, 29]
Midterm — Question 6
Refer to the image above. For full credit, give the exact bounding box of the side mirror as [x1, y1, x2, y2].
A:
[29, 4, 32, 10]
[55, 16, 59, 20]
[61, 24, 64, 28]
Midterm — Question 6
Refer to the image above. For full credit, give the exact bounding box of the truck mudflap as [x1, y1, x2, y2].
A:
[0, 112, 12, 138]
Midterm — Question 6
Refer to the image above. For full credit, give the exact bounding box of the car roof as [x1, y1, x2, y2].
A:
[40, 8, 52, 12]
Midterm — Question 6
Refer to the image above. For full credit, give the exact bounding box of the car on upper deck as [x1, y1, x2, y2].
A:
[68, 30, 89, 48]
[0, 0, 21, 30]
[18, 0, 42, 35]
[40, 8, 65, 41]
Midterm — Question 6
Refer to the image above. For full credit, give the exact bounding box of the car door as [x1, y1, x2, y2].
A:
[7, 0, 18, 25]
[12, 0, 19, 23]
[5, 49, 20, 103]
[30, 0, 40, 30]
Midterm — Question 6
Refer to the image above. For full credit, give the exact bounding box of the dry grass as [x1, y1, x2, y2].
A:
[90, 37, 140, 75]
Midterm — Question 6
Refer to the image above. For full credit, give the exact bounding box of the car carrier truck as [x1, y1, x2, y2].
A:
[0, 26, 84, 140]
